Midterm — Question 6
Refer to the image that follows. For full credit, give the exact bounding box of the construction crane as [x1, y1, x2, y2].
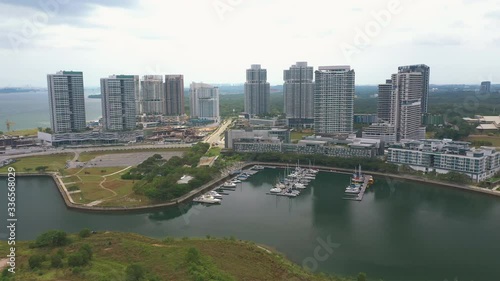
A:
[6, 119, 15, 132]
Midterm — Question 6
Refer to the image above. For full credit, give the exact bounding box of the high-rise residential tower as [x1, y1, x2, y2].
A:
[480, 81, 491, 94]
[398, 64, 430, 114]
[140, 75, 164, 115]
[363, 72, 426, 143]
[164, 75, 185, 116]
[47, 71, 86, 133]
[100, 75, 138, 131]
[377, 79, 393, 122]
[392, 72, 424, 140]
[284, 62, 314, 128]
[314, 66, 355, 135]
[190, 82, 220, 121]
[244, 64, 270, 116]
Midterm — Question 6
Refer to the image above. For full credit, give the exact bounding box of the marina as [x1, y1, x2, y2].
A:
[2, 171, 500, 281]
[343, 166, 374, 201]
[264, 162, 320, 198]
[193, 167, 262, 204]
[195, 163, 375, 203]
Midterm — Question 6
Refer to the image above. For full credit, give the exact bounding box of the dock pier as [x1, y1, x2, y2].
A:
[343, 176, 371, 201]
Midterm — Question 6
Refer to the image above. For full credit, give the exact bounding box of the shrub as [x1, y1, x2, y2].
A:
[50, 254, 63, 268]
[29, 254, 45, 269]
[68, 252, 85, 267]
[125, 264, 145, 281]
[72, 267, 83, 275]
[186, 248, 200, 264]
[56, 249, 65, 258]
[79, 244, 93, 264]
[33, 230, 69, 248]
[163, 237, 175, 243]
[79, 228, 91, 238]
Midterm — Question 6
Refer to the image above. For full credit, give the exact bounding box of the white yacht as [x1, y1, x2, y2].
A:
[193, 195, 221, 204]
[275, 182, 286, 189]
[345, 188, 360, 194]
[270, 187, 282, 193]
[294, 183, 307, 189]
[345, 184, 361, 194]
[222, 181, 237, 188]
[206, 191, 223, 199]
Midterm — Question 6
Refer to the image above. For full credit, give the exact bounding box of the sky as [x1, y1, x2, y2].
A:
[0, 0, 499, 87]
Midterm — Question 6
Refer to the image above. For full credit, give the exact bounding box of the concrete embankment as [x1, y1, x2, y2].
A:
[2, 162, 499, 213]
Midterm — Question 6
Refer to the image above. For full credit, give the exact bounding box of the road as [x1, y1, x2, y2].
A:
[203, 119, 232, 147]
[0, 143, 193, 163]
[0, 120, 233, 163]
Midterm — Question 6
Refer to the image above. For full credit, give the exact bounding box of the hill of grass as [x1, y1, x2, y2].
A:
[0, 231, 359, 281]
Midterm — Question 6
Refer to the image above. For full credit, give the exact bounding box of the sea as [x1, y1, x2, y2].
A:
[0, 90, 102, 132]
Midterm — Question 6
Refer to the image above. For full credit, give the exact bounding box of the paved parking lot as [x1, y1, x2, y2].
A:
[84, 151, 185, 168]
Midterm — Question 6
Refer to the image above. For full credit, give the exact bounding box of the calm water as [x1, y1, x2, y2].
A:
[0, 91, 102, 131]
[1, 170, 500, 281]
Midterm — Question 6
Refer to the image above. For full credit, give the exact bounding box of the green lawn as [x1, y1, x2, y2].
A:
[0, 127, 39, 137]
[291, 131, 313, 141]
[0, 153, 74, 173]
[64, 167, 144, 206]
[205, 147, 221, 157]
[466, 135, 500, 147]
[78, 147, 189, 162]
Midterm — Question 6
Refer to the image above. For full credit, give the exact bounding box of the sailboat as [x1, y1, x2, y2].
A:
[351, 165, 364, 184]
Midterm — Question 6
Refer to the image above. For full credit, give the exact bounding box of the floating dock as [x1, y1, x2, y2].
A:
[343, 176, 371, 201]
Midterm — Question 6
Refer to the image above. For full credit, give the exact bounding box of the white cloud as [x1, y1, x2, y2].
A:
[0, 0, 499, 86]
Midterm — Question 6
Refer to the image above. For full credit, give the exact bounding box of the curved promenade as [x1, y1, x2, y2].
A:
[2, 161, 499, 213]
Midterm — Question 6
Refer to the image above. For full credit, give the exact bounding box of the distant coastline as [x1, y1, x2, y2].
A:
[88, 94, 102, 99]
[0, 88, 40, 93]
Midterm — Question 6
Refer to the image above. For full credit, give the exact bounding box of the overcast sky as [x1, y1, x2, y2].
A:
[0, 0, 499, 87]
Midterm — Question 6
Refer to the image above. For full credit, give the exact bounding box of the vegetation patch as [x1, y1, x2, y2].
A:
[0, 230, 363, 281]
[0, 153, 73, 173]
[126, 143, 225, 202]
[78, 148, 189, 162]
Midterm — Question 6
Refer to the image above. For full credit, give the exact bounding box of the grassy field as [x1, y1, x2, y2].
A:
[0, 148, 188, 207]
[0, 153, 74, 173]
[291, 131, 314, 141]
[0, 128, 39, 137]
[0, 232, 354, 281]
[205, 147, 221, 157]
[63, 167, 150, 206]
[466, 135, 500, 147]
[78, 147, 189, 162]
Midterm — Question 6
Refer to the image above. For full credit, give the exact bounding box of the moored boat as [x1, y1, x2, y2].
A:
[193, 194, 221, 204]
[222, 181, 237, 188]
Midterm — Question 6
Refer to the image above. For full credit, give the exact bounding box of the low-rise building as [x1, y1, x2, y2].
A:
[226, 129, 382, 158]
[387, 139, 500, 182]
[362, 122, 397, 144]
[225, 129, 291, 149]
[38, 131, 143, 147]
[463, 115, 500, 131]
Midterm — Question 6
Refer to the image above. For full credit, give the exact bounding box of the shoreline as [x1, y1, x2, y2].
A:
[1, 162, 499, 213]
